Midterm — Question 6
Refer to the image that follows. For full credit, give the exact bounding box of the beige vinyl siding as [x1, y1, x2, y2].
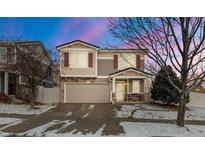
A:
[98, 52, 114, 58]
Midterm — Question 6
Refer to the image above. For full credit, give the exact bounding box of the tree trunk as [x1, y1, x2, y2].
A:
[30, 88, 36, 109]
[176, 91, 189, 127]
[30, 94, 35, 109]
[177, 103, 186, 127]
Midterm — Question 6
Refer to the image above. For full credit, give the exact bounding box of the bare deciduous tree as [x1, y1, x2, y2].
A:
[108, 17, 205, 127]
[4, 42, 55, 108]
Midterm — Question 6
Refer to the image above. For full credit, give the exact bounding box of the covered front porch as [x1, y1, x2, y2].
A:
[0, 72, 18, 95]
[112, 77, 146, 103]
[109, 67, 152, 104]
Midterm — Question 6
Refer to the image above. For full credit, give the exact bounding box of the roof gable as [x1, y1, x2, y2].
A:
[110, 67, 153, 77]
[56, 40, 100, 50]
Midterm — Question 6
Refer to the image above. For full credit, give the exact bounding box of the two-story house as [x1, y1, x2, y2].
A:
[0, 41, 54, 96]
[57, 40, 153, 104]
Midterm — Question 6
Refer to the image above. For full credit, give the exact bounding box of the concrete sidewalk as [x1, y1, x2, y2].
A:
[0, 113, 34, 119]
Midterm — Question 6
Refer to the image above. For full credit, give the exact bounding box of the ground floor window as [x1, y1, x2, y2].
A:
[132, 80, 140, 93]
[0, 72, 5, 92]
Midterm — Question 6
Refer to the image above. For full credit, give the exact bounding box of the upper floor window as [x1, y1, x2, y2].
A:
[0, 47, 7, 63]
[118, 53, 137, 70]
[0, 47, 15, 64]
[70, 51, 88, 68]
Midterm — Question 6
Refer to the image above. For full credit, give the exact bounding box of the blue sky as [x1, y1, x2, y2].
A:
[0, 17, 117, 50]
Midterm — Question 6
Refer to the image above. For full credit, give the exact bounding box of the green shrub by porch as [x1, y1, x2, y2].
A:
[151, 66, 181, 105]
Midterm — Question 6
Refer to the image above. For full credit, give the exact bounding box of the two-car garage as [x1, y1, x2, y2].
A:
[64, 83, 110, 103]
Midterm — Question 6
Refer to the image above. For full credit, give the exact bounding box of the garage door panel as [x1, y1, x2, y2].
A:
[66, 84, 110, 103]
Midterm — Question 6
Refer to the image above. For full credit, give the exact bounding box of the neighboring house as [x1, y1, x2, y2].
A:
[0, 41, 54, 96]
[57, 40, 153, 104]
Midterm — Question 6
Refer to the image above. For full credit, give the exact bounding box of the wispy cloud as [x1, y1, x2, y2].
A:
[47, 18, 82, 48]
[48, 18, 109, 48]
[79, 18, 108, 42]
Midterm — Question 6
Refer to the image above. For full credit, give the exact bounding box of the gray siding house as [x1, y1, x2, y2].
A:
[57, 40, 153, 104]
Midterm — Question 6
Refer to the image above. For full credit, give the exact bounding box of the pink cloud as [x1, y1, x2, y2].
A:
[79, 19, 108, 42]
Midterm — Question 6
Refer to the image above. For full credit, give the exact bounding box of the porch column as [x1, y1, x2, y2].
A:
[143, 78, 146, 93]
[112, 77, 116, 92]
[4, 72, 8, 94]
[126, 78, 129, 101]
[111, 77, 116, 103]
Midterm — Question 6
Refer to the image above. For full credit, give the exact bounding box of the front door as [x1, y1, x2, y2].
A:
[116, 81, 126, 102]
[8, 73, 17, 95]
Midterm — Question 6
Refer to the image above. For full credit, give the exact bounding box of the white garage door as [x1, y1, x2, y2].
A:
[65, 84, 110, 103]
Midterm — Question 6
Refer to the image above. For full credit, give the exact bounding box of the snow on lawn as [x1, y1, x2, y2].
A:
[0, 104, 55, 115]
[120, 122, 205, 137]
[115, 104, 205, 120]
[133, 110, 177, 119]
[22, 119, 76, 137]
[66, 112, 72, 117]
[0, 117, 23, 132]
[88, 104, 95, 110]
[82, 113, 89, 118]
[186, 107, 205, 120]
[0, 118, 21, 126]
[115, 104, 176, 119]
[0, 131, 13, 137]
[10, 120, 104, 137]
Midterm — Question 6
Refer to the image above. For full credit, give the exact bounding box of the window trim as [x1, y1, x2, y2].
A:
[0, 47, 7, 63]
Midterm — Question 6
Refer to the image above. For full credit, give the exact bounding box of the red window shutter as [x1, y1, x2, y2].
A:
[136, 55, 141, 69]
[88, 53, 93, 68]
[64, 52, 69, 67]
[113, 55, 118, 69]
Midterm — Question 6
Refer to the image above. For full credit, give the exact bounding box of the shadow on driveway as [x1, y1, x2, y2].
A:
[3, 103, 125, 136]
